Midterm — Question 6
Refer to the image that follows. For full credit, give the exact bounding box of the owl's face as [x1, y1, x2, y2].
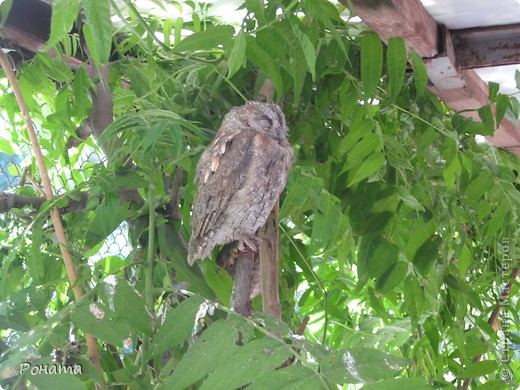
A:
[237, 101, 288, 142]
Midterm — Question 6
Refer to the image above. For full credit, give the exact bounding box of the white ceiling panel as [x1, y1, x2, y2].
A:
[420, 0, 520, 29]
[476, 65, 520, 95]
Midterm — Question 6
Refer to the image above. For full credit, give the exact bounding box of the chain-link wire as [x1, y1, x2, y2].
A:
[0, 142, 132, 261]
[0, 152, 22, 191]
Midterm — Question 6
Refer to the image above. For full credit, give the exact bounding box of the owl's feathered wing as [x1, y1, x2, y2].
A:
[188, 126, 293, 265]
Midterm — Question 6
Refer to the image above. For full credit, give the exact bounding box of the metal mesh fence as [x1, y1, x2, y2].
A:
[0, 143, 131, 260]
[0, 152, 22, 190]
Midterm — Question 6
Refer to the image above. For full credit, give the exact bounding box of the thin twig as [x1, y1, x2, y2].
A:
[0, 48, 105, 387]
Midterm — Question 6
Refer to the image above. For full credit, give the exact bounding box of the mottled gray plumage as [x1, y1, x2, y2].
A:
[187, 101, 293, 265]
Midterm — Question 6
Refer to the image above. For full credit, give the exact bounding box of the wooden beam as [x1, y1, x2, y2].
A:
[426, 28, 520, 151]
[348, 1, 520, 155]
[0, 24, 45, 53]
[349, 0, 439, 57]
[451, 23, 520, 69]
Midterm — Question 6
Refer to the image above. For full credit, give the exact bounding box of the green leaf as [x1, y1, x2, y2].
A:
[515, 69, 520, 90]
[357, 234, 382, 281]
[410, 49, 427, 97]
[369, 242, 399, 279]
[362, 378, 434, 390]
[458, 245, 472, 276]
[71, 299, 132, 346]
[495, 93, 509, 126]
[227, 30, 246, 78]
[0, 0, 13, 28]
[465, 341, 488, 357]
[443, 154, 461, 190]
[280, 169, 323, 218]
[200, 338, 291, 390]
[82, 0, 112, 65]
[376, 261, 409, 293]
[302, 0, 345, 53]
[246, 36, 284, 100]
[244, 0, 266, 25]
[45, 0, 80, 50]
[340, 115, 374, 154]
[114, 279, 152, 336]
[447, 277, 477, 305]
[459, 360, 499, 378]
[157, 223, 214, 298]
[387, 37, 407, 101]
[361, 34, 383, 99]
[173, 24, 235, 52]
[173, 17, 183, 44]
[95, 256, 126, 277]
[203, 260, 233, 305]
[292, 24, 317, 80]
[397, 187, 424, 212]
[348, 152, 385, 186]
[249, 365, 323, 389]
[485, 202, 510, 236]
[0, 138, 16, 154]
[85, 195, 130, 247]
[477, 105, 495, 135]
[321, 348, 409, 383]
[488, 81, 500, 100]
[164, 318, 253, 389]
[163, 17, 172, 46]
[343, 133, 381, 172]
[464, 171, 493, 201]
[145, 295, 207, 360]
[311, 191, 342, 252]
[479, 380, 510, 390]
[412, 235, 440, 275]
[72, 65, 92, 116]
[37, 53, 74, 82]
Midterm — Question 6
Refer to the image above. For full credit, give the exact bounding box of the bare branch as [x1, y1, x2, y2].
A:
[0, 191, 93, 214]
[166, 167, 183, 221]
[66, 121, 93, 150]
[258, 203, 282, 320]
[0, 192, 44, 212]
[230, 247, 258, 317]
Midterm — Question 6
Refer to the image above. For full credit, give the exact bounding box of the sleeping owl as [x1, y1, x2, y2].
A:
[187, 101, 293, 265]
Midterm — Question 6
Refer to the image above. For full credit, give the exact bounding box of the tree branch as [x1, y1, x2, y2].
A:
[230, 247, 257, 317]
[88, 64, 142, 205]
[166, 166, 183, 221]
[66, 121, 92, 150]
[0, 191, 91, 213]
[258, 203, 282, 319]
[256, 79, 282, 320]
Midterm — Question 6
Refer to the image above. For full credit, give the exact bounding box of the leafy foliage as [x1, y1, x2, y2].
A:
[0, 0, 519, 389]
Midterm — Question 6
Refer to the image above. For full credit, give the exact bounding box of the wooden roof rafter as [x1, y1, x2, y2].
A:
[348, 0, 520, 156]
